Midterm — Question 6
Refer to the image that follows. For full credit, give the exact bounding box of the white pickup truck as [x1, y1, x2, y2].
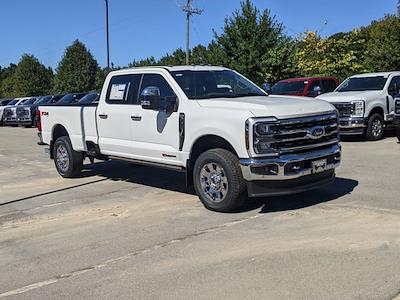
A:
[38, 66, 341, 212]
[317, 72, 400, 140]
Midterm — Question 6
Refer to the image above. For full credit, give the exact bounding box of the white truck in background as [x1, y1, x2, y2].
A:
[317, 72, 400, 140]
[37, 66, 341, 212]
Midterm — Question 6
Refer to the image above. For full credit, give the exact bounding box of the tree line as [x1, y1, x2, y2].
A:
[1, 0, 400, 98]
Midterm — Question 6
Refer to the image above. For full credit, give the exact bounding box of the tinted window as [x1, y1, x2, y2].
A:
[36, 96, 52, 104]
[271, 81, 306, 95]
[106, 74, 141, 105]
[78, 93, 99, 104]
[321, 79, 337, 93]
[171, 70, 265, 99]
[0, 100, 11, 106]
[8, 100, 18, 105]
[388, 76, 400, 93]
[22, 98, 36, 105]
[140, 74, 175, 100]
[337, 76, 387, 92]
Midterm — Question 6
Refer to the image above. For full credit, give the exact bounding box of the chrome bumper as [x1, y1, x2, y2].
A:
[240, 144, 341, 181]
[339, 117, 366, 128]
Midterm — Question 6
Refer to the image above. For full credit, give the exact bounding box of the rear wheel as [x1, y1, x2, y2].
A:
[193, 148, 247, 212]
[53, 136, 83, 178]
[366, 113, 384, 141]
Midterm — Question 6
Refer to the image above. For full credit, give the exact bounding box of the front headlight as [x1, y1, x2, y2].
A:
[351, 100, 365, 117]
[248, 117, 279, 157]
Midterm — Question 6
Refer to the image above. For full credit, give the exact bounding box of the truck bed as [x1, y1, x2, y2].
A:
[39, 104, 98, 151]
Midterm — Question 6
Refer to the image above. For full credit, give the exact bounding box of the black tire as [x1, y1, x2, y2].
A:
[193, 148, 247, 212]
[366, 113, 384, 141]
[53, 136, 83, 178]
[396, 127, 400, 143]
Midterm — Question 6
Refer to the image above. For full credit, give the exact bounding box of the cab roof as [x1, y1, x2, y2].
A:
[279, 76, 338, 83]
[351, 71, 400, 78]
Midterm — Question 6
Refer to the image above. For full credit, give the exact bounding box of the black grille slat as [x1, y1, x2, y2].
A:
[254, 113, 339, 155]
[333, 103, 353, 117]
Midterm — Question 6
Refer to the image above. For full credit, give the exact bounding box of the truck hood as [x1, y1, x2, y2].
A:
[317, 91, 382, 103]
[196, 96, 335, 118]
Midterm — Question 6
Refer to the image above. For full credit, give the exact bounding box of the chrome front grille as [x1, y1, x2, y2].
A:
[17, 108, 30, 118]
[252, 113, 339, 156]
[332, 103, 353, 117]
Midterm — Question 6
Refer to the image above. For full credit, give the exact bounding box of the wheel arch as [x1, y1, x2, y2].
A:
[50, 124, 70, 159]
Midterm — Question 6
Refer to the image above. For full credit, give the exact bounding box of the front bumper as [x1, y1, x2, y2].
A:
[3, 117, 18, 125]
[338, 117, 366, 135]
[240, 144, 341, 197]
[17, 117, 33, 125]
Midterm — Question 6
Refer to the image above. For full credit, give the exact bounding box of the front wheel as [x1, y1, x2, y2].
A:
[53, 136, 83, 178]
[366, 114, 384, 141]
[193, 148, 247, 212]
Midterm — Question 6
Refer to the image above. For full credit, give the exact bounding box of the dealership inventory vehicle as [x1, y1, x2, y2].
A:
[394, 95, 400, 142]
[55, 93, 87, 105]
[317, 72, 400, 140]
[78, 92, 100, 104]
[269, 77, 339, 97]
[3, 97, 34, 126]
[38, 66, 341, 212]
[17, 95, 57, 127]
[0, 99, 13, 125]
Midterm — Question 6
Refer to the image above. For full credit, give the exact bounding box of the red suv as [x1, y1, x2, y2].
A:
[269, 76, 340, 97]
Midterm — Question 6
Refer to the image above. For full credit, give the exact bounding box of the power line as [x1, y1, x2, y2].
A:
[180, 0, 203, 65]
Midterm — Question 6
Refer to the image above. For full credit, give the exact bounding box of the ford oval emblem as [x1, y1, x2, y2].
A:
[308, 126, 325, 139]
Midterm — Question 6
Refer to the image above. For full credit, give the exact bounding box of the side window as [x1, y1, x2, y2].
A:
[139, 74, 176, 100]
[321, 80, 337, 93]
[307, 80, 323, 96]
[106, 74, 141, 105]
[388, 76, 400, 95]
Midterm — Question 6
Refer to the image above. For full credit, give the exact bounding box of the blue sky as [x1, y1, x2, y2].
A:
[0, 0, 397, 69]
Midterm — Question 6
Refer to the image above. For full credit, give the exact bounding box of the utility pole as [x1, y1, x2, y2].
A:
[398, 0, 400, 17]
[105, 0, 110, 69]
[181, 0, 203, 65]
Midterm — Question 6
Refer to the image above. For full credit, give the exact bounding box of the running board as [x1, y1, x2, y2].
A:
[108, 156, 185, 172]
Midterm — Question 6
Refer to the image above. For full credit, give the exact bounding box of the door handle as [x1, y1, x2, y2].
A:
[131, 115, 142, 121]
[99, 114, 108, 119]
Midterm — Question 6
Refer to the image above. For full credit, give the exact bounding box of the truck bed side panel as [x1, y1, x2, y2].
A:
[39, 106, 97, 151]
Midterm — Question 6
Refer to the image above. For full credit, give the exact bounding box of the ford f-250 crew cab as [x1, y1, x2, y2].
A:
[37, 66, 341, 212]
[317, 72, 400, 140]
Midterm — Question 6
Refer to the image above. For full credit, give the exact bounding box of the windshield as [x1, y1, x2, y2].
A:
[8, 100, 18, 105]
[35, 96, 52, 104]
[23, 98, 36, 105]
[337, 76, 387, 92]
[79, 93, 99, 104]
[271, 81, 306, 95]
[170, 70, 266, 99]
[57, 94, 75, 104]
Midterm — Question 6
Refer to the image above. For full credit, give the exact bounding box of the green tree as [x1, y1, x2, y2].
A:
[10, 54, 53, 97]
[214, 0, 296, 84]
[364, 15, 400, 72]
[159, 48, 187, 65]
[54, 40, 100, 93]
[297, 30, 367, 80]
[0, 64, 17, 98]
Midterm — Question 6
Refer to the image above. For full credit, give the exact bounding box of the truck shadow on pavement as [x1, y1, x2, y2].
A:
[82, 160, 358, 214]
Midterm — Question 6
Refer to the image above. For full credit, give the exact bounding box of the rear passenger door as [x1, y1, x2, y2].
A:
[97, 74, 142, 157]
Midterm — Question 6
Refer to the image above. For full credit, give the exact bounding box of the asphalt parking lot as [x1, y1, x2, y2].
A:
[0, 127, 399, 299]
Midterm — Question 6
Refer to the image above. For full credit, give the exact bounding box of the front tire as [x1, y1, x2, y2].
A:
[366, 113, 384, 141]
[53, 136, 83, 178]
[193, 148, 247, 212]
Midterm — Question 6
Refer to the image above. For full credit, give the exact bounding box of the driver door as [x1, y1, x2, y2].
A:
[129, 73, 182, 166]
[387, 76, 400, 116]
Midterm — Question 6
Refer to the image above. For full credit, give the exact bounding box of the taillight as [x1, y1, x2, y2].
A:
[36, 110, 42, 132]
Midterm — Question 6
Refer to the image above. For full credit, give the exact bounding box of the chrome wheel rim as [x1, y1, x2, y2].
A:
[56, 145, 69, 172]
[200, 162, 228, 203]
[372, 119, 383, 137]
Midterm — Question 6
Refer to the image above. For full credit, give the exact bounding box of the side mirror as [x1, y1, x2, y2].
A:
[308, 86, 322, 97]
[140, 86, 162, 110]
[262, 83, 271, 93]
[140, 86, 178, 113]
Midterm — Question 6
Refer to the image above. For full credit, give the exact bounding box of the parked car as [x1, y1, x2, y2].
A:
[394, 95, 400, 142]
[17, 96, 55, 127]
[2, 97, 34, 126]
[269, 77, 339, 97]
[55, 93, 87, 105]
[37, 66, 341, 212]
[0, 99, 13, 125]
[78, 93, 100, 104]
[317, 72, 400, 140]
